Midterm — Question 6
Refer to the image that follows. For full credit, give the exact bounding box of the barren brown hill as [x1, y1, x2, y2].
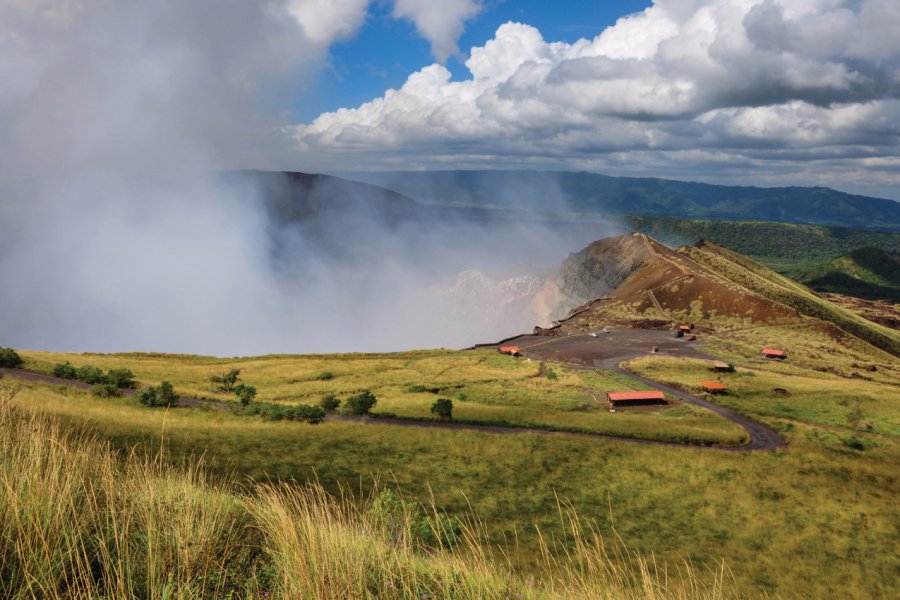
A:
[548, 233, 900, 357]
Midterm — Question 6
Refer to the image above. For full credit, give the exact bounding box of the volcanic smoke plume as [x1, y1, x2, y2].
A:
[0, 1, 610, 355]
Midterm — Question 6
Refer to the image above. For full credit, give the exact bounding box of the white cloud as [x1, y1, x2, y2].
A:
[294, 0, 900, 196]
[392, 0, 482, 62]
[286, 0, 371, 47]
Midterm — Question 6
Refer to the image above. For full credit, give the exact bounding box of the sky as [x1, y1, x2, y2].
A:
[286, 0, 900, 200]
[0, 0, 898, 354]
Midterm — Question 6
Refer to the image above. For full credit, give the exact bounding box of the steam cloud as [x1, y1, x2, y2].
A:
[0, 1, 604, 355]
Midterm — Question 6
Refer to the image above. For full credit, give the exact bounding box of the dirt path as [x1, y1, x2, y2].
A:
[3, 349, 782, 451]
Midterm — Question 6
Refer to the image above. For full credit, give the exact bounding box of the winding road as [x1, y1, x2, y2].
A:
[1, 332, 784, 451]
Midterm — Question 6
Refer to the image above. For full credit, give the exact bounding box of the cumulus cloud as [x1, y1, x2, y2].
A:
[393, 0, 482, 62]
[294, 0, 900, 197]
[287, 0, 371, 46]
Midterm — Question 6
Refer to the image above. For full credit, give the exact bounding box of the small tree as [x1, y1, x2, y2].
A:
[51, 361, 78, 380]
[319, 393, 341, 412]
[105, 368, 136, 389]
[209, 368, 241, 393]
[431, 398, 453, 421]
[137, 380, 179, 408]
[234, 383, 257, 406]
[0, 348, 23, 368]
[91, 383, 121, 398]
[75, 365, 105, 385]
[345, 390, 377, 415]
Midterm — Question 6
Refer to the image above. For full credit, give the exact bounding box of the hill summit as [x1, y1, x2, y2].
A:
[541, 233, 900, 358]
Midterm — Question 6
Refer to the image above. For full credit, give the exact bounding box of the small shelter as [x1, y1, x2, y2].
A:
[701, 381, 728, 394]
[498, 346, 521, 356]
[678, 325, 691, 332]
[712, 361, 732, 372]
[762, 348, 786, 359]
[607, 390, 667, 407]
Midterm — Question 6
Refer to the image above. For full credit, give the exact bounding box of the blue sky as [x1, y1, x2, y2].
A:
[298, 1, 653, 122]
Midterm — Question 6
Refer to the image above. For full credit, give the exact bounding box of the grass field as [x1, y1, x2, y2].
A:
[6, 320, 900, 598]
[4, 294, 900, 599]
[16, 348, 746, 445]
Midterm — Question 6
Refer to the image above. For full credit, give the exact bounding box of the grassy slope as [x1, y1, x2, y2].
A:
[18, 349, 745, 445]
[2, 387, 743, 600]
[7, 317, 900, 598]
[795, 247, 900, 302]
[681, 241, 900, 356]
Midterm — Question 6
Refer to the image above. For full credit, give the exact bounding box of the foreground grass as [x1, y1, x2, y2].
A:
[0, 384, 743, 600]
[10, 377, 900, 599]
[16, 348, 745, 445]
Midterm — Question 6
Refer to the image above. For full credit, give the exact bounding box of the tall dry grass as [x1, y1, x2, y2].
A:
[0, 382, 748, 599]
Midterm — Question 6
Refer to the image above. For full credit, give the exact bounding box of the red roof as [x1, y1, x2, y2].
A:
[762, 348, 785, 356]
[607, 391, 665, 401]
[499, 346, 520, 354]
[679, 325, 691, 330]
[701, 381, 727, 390]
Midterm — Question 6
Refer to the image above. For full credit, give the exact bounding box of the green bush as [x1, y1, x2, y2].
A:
[430, 398, 453, 420]
[0, 348, 23, 368]
[413, 513, 463, 549]
[314, 371, 335, 381]
[285, 404, 326, 424]
[234, 383, 257, 406]
[75, 365, 105, 385]
[345, 390, 377, 415]
[51, 361, 78, 380]
[209, 368, 241, 393]
[105, 368, 136, 389]
[319, 393, 341, 412]
[137, 380, 179, 408]
[91, 383, 121, 398]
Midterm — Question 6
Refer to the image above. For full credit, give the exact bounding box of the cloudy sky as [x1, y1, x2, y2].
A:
[289, 0, 900, 200]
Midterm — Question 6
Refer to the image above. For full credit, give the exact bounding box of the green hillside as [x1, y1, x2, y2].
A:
[795, 248, 900, 302]
[626, 216, 900, 268]
[342, 170, 900, 231]
[682, 241, 900, 356]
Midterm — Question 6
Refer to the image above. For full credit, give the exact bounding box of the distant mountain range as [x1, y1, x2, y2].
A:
[340, 170, 900, 232]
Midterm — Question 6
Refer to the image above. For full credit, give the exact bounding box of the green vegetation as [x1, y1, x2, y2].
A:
[235, 383, 257, 406]
[431, 398, 453, 420]
[346, 170, 900, 231]
[795, 247, 900, 302]
[16, 348, 745, 445]
[0, 385, 746, 599]
[0, 347, 23, 368]
[682, 241, 900, 356]
[319, 393, 341, 412]
[210, 367, 242, 392]
[137, 380, 179, 408]
[345, 390, 378, 415]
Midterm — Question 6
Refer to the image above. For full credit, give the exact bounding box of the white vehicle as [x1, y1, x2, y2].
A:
[601, 327, 610, 334]
[588, 332, 598, 337]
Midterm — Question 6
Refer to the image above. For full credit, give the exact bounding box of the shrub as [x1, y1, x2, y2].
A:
[209, 368, 241, 393]
[0, 348, 23, 368]
[137, 380, 179, 408]
[413, 513, 463, 549]
[367, 489, 416, 544]
[105, 368, 135, 389]
[234, 383, 257, 407]
[51, 361, 78, 380]
[431, 398, 453, 421]
[314, 371, 335, 381]
[91, 383, 121, 398]
[345, 390, 377, 415]
[319, 393, 340, 412]
[75, 365, 105, 385]
[285, 404, 326, 424]
[545, 369, 558, 380]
